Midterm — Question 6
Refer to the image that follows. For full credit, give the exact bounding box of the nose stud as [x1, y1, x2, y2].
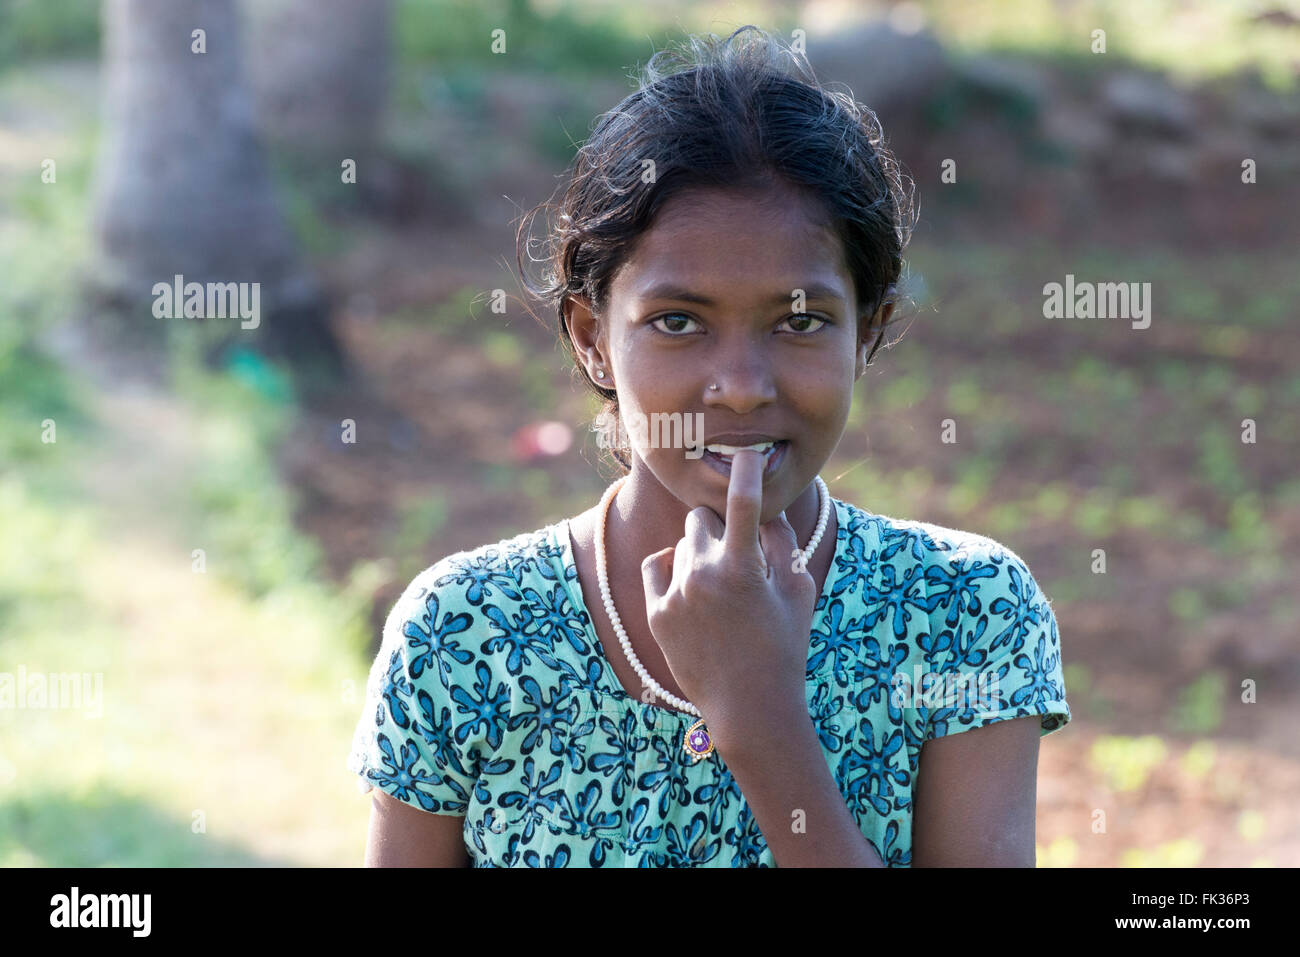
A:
[708, 383, 718, 391]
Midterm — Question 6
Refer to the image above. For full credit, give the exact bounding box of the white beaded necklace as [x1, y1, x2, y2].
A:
[593, 472, 831, 763]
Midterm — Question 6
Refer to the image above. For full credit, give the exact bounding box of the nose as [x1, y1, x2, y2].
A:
[702, 336, 778, 414]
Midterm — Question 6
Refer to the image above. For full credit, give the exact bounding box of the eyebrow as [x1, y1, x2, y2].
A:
[633, 281, 848, 307]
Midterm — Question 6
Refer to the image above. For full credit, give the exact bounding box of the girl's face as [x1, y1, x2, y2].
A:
[568, 182, 882, 525]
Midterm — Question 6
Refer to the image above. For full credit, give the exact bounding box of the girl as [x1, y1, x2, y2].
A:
[348, 25, 1070, 867]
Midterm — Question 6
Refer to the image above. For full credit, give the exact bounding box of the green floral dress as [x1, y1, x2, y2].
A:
[347, 496, 1070, 866]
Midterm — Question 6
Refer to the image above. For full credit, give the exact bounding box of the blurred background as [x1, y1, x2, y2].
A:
[1, 0, 1297, 867]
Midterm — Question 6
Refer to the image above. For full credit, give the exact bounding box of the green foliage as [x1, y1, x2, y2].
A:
[1032, 483, 1071, 521]
[1197, 428, 1248, 499]
[1169, 671, 1225, 735]
[925, 0, 1298, 91]
[0, 341, 89, 465]
[436, 285, 494, 334]
[169, 350, 323, 599]
[1224, 491, 1280, 554]
[925, 65, 1044, 138]
[1070, 487, 1117, 538]
[0, 0, 100, 71]
[1168, 586, 1206, 622]
[482, 330, 525, 369]
[0, 134, 93, 338]
[879, 368, 931, 411]
[945, 376, 986, 416]
[394, 0, 653, 77]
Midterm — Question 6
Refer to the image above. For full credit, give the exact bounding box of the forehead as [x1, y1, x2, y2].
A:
[612, 184, 851, 304]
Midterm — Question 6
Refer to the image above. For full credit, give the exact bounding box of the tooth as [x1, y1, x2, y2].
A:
[706, 441, 775, 455]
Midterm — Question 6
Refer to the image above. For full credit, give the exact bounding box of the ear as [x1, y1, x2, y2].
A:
[565, 295, 612, 388]
[855, 300, 895, 380]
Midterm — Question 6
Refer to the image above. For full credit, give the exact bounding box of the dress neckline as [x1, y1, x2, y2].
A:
[553, 495, 847, 722]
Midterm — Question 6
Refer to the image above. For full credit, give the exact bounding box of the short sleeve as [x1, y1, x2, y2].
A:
[918, 541, 1070, 742]
[346, 561, 480, 815]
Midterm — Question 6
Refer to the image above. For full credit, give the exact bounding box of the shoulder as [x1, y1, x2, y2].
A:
[841, 498, 1043, 582]
[833, 499, 1056, 631]
[387, 521, 569, 617]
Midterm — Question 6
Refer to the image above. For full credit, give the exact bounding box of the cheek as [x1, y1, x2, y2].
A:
[786, 368, 852, 420]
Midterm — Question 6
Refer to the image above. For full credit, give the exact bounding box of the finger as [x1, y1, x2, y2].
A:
[640, 546, 675, 606]
[683, 505, 724, 557]
[722, 447, 765, 558]
[758, 510, 803, 581]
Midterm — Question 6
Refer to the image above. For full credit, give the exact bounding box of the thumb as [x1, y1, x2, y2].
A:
[640, 546, 676, 606]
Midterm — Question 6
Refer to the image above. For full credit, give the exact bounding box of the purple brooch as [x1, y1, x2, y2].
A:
[683, 718, 716, 762]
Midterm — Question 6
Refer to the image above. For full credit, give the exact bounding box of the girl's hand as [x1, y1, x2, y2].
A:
[639, 449, 819, 737]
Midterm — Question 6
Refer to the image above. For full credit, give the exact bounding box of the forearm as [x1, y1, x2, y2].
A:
[713, 705, 886, 867]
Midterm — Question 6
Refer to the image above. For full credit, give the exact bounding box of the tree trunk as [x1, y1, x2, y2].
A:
[244, 0, 390, 156]
[90, 0, 344, 380]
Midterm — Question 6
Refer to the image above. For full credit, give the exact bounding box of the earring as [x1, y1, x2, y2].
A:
[596, 370, 605, 379]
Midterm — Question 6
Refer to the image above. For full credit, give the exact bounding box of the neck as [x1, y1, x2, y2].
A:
[605, 458, 824, 572]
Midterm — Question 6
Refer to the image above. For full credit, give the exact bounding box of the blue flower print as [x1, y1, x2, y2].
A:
[411, 688, 472, 779]
[499, 756, 566, 842]
[435, 551, 524, 606]
[987, 558, 1046, 654]
[481, 602, 555, 676]
[401, 590, 474, 685]
[638, 734, 692, 817]
[807, 598, 869, 686]
[864, 561, 931, 640]
[347, 498, 1070, 866]
[808, 681, 849, 752]
[841, 716, 909, 817]
[521, 843, 572, 868]
[690, 766, 744, 833]
[521, 582, 590, 655]
[925, 554, 999, 628]
[379, 648, 415, 729]
[663, 811, 721, 866]
[507, 674, 578, 756]
[723, 803, 767, 866]
[368, 732, 466, 812]
[450, 660, 511, 749]
[553, 780, 621, 867]
[1011, 629, 1066, 711]
[853, 633, 911, 725]
[586, 711, 643, 803]
[626, 795, 664, 849]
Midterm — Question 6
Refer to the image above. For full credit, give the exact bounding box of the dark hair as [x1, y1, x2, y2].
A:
[516, 25, 917, 473]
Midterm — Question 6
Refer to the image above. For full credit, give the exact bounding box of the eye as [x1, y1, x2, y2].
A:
[649, 312, 701, 335]
[649, 312, 831, 336]
[780, 314, 830, 334]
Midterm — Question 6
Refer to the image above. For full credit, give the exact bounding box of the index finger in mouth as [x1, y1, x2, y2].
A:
[723, 447, 765, 557]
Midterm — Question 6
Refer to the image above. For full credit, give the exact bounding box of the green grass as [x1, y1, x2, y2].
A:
[0, 90, 383, 859]
[0, 358, 382, 865]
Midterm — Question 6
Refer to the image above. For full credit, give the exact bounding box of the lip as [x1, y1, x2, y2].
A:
[700, 439, 789, 481]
